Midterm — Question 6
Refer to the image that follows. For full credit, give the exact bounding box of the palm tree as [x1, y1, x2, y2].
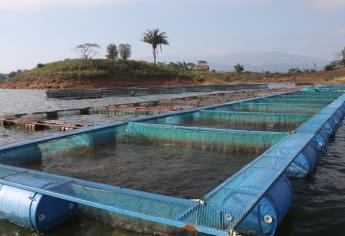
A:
[234, 64, 244, 73]
[142, 29, 169, 64]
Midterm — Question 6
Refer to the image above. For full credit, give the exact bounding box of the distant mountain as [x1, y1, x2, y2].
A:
[150, 52, 329, 73]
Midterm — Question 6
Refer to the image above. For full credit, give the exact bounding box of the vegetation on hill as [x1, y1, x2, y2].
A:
[2, 59, 200, 88]
[0, 58, 283, 88]
[1, 37, 344, 89]
[14, 59, 193, 80]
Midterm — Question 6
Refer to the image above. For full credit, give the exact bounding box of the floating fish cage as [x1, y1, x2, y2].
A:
[0, 88, 344, 236]
[46, 84, 273, 99]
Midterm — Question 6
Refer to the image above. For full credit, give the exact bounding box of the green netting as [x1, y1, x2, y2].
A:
[293, 91, 343, 97]
[56, 109, 90, 117]
[38, 126, 125, 159]
[91, 107, 157, 116]
[198, 110, 311, 125]
[260, 98, 332, 105]
[126, 122, 287, 154]
[144, 111, 312, 132]
[279, 94, 340, 100]
[214, 103, 324, 114]
[301, 88, 332, 93]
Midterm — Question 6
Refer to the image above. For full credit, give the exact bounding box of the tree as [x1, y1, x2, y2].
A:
[0, 73, 6, 82]
[142, 29, 169, 64]
[198, 60, 208, 64]
[118, 44, 132, 61]
[324, 62, 337, 71]
[8, 69, 23, 79]
[187, 62, 196, 70]
[74, 43, 100, 59]
[37, 63, 45, 68]
[169, 61, 195, 70]
[106, 44, 118, 60]
[288, 68, 302, 75]
[234, 64, 244, 73]
[341, 47, 345, 67]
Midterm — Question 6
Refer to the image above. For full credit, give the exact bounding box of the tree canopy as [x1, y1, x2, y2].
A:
[142, 29, 169, 64]
[119, 44, 132, 61]
[74, 43, 100, 59]
[234, 64, 245, 73]
[106, 44, 118, 60]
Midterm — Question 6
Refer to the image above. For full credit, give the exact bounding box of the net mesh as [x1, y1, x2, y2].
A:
[0, 89, 344, 235]
[126, 122, 287, 154]
[0, 164, 244, 234]
[142, 111, 312, 132]
[213, 102, 325, 114]
[258, 98, 332, 105]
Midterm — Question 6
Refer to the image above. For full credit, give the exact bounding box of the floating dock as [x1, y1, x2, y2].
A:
[0, 86, 343, 236]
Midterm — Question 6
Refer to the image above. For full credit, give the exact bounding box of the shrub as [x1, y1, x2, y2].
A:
[324, 63, 336, 71]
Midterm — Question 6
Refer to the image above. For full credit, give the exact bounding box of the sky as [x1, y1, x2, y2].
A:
[0, 0, 344, 73]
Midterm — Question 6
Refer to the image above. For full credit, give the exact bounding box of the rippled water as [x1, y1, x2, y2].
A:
[1, 89, 345, 235]
[27, 138, 256, 199]
[277, 121, 345, 236]
[0, 126, 54, 145]
[0, 89, 229, 115]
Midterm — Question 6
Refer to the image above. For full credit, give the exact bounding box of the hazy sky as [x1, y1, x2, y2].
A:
[0, 0, 344, 72]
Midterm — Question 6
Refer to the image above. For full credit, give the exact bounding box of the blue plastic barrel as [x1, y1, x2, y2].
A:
[285, 142, 319, 178]
[237, 176, 292, 236]
[0, 185, 77, 231]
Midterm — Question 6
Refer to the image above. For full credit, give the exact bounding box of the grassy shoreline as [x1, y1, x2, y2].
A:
[1, 59, 345, 89]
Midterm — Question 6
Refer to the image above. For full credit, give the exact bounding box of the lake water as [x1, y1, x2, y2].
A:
[1, 89, 345, 235]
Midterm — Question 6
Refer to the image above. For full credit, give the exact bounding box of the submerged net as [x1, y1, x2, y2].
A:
[142, 111, 311, 132]
[258, 98, 332, 105]
[213, 102, 325, 114]
[0, 163, 244, 235]
[126, 122, 287, 155]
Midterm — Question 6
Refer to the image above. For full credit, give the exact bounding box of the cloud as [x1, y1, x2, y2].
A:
[335, 28, 345, 36]
[0, 0, 274, 10]
[199, 0, 273, 6]
[2, 0, 344, 11]
[299, 0, 345, 11]
[0, 0, 134, 10]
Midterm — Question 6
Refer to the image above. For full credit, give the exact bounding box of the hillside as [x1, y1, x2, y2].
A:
[1, 59, 198, 89]
[1, 59, 345, 89]
[153, 52, 329, 72]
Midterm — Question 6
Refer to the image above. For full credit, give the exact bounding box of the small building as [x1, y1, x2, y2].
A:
[195, 63, 209, 72]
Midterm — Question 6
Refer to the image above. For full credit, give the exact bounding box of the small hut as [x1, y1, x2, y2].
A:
[195, 63, 210, 72]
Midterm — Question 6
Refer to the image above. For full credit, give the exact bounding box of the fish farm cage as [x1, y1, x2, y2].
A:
[45, 83, 290, 99]
[0, 85, 344, 236]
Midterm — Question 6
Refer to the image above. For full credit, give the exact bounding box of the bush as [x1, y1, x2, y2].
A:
[324, 63, 336, 71]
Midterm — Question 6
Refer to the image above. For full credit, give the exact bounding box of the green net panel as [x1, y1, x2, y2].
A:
[142, 111, 312, 132]
[125, 122, 287, 155]
[259, 98, 333, 105]
[212, 103, 324, 114]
